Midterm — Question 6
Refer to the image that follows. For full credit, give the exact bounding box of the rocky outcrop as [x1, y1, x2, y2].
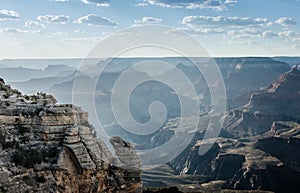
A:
[138, 66, 300, 192]
[212, 153, 245, 181]
[224, 66, 300, 137]
[0, 79, 141, 192]
[110, 137, 141, 171]
[160, 67, 300, 193]
[168, 121, 300, 193]
[249, 65, 300, 115]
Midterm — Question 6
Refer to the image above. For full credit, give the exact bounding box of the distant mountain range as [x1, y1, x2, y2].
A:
[272, 56, 300, 67]
[0, 58, 85, 69]
[1, 56, 300, 192]
[1, 57, 295, 129]
[0, 64, 75, 82]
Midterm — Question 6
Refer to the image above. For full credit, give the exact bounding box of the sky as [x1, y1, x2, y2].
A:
[0, 0, 300, 59]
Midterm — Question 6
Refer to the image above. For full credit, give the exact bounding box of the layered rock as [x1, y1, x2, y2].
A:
[224, 66, 300, 136]
[0, 79, 141, 192]
[162, 68, 300, 192]
[142, 67, 300, 192]
[168, 121, 300, 193]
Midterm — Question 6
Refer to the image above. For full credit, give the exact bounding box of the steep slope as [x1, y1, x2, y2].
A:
[168, 123, 300, 193]
[216, 57, 291, 108]
[145, 67, 300, 192]
[164, 57, 291, 109]
[0, 78, 141, 192]
[224, 66, 300, 136]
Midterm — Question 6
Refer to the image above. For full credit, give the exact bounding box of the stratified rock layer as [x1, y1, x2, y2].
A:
[165, 67, 300, 193]
[0, 79, 141, 192]
[224, 66, 300, 136]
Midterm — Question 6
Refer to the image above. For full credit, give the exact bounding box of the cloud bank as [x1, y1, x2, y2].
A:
[182, 15, 270, 27]
[145, 0, 238, 10]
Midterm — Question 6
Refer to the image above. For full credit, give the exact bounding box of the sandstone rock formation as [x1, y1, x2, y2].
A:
[0, 79, 141, 192]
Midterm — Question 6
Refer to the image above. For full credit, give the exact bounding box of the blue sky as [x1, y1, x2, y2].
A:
[0, 0, 299, 58]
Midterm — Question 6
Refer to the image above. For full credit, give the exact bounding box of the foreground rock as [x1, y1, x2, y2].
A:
[0, 78, 141, 192]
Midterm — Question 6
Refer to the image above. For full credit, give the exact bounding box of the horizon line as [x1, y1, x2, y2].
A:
[1, 55, 300, 60]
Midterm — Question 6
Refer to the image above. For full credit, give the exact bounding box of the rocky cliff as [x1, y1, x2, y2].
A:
[168, 121, 300, 193]
[144, 67, 300, 193]
[0, 78, 141, 192]
[224, 66, 300, 136]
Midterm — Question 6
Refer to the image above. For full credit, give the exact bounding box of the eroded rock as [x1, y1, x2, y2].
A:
[0, 79, 142, 192]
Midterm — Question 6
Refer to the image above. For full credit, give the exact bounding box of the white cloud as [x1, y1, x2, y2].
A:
[37, 15, 69, 24]
[50, 0, 70, 2]
[291, 44, 298, 49]
[226, 29, 283, 39]
[183, 27, 224, 35]
[64, 37, 103, 42]
[81, 0, 110, 7]
[134, 17, 163, 24]
[278, 30, 298, 38]
[25, 20, 44, 28]
[0, 10, 19, 20]
[0, 27, 41, 34]
[261, 31, 278, 38]
[145, 0, 238, 10]
[0, 27, 28, 33]
[194, 27, 224, 34]
[51, 32, 67, 36]
[181, 15, 298, 43]
[181, 16, 285, 40]
[226, 30, 254, 39]
[74, 29, 84, 33]
[292, 37, 300, 42]
[240, 28, 261, 35]
[182, 15, 270, 27]
[75, 14, 117, 26]
[135, 2, 149, 6]
[225, 0, 238, 5]
[223, 39, 256, 45]
[230, 28, 261, 38]
[226, 30, 238, 37]
[275, 17, 297, 26]
[226, 28, 274, 39]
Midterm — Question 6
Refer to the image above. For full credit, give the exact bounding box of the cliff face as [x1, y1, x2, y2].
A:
[224, 66, 300, 136]
[216, 57, 291, 100]
[159, 67, 300, 193]
[0, 78, 141, 192]
[169, 123, 300, 193]
[250, 65, 300, 115]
